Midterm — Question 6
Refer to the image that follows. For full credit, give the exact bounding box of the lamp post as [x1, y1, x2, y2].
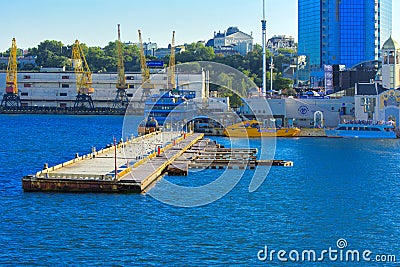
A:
[269, 56, 274, 96]
[261, 0, 267, 97]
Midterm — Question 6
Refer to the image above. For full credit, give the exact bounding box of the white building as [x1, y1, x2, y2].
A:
[207, 27, 253, 56]
[0, 69, 205, 108]
[154, 46, 185, 59]
[241, 97, 354, 128]
[267, 35, 296, 51]
[354, 36, 400, 126]
[0, 55, 37, 68]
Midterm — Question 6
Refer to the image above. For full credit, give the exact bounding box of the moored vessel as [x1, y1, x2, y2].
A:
[325, 121, 397, 139]
[223, 120, 300, 137]
[144, 89, 196, 127]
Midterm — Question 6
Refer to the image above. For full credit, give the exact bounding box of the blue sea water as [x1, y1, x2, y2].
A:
[0, 114, 399, 266]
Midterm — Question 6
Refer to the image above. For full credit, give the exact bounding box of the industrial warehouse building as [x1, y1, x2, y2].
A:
[0, 69, 206, 109]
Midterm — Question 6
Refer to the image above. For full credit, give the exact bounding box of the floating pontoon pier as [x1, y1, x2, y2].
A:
[22, 132, 293, 193]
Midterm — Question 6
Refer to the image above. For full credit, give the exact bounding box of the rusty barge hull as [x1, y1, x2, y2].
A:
[22, 176, 142, 193]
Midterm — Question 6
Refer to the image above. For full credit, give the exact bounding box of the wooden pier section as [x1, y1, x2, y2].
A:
[186, 141, 293, 169]
[22, 132, 293, 194]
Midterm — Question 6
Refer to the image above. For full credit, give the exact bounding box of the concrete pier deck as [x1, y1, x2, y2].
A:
[38, 131, 180, 179]
[22, 132, 204, 193]
[22, 132, 293, 193]
[117, 133, 204, 191]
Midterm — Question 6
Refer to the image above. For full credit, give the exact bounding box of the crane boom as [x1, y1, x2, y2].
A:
[112, 24, 129, 109]
[116, 24, 128, 89]
[5, 38, 18, 94]
[138, 30, 154, 90]
[138, 30, 150, 83]
[1, 38, 21, 108]
[168, 31, 176, 90]
[72, 40, 94, 95]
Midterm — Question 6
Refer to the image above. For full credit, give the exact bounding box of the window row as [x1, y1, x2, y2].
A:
[23, 75, 70, 79]
[20, 84, 135, 89]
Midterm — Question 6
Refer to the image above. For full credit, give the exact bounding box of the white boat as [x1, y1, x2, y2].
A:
[325, 121, 397, 139]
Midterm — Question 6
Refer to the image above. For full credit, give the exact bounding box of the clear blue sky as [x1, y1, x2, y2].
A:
[0, 0, 399, 51]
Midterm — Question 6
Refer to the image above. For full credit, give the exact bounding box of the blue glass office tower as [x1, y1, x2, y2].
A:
[298, 1, 323, 71]
[298, 0, 392, 83]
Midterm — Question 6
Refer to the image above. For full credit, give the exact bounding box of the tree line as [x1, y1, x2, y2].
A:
[0, 39, 296, 97]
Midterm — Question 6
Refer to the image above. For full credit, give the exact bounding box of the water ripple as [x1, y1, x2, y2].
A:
[0, 116, 399, 266]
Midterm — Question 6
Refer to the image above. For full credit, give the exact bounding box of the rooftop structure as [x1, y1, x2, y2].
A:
[0, 56, 37, 68]
[267, 35, 296, 52]
[206, 26, 253, 56]
[154, 46, 185, 59]
[127, 41, 158, 57]
[354, 36, 400, 126]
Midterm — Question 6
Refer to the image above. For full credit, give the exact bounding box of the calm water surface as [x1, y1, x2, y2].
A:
[0, 115, 399, 266]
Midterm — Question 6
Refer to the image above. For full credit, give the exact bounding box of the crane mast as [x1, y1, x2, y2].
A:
[138, 30, 154, 89]
[138, 30, 154, 95]
[116, 24, 127, 90]
[6, 38, 18, 94]
[112, 24, 129, 109]
[1, 38, 21, 108]
[72, 40, 94, 109]
[168, 31, 176, 90]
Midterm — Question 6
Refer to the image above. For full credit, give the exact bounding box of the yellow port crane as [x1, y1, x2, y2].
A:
[116, 25, 128, 90]
[71, 40, 95, 109]
[112, 24, 129, 109]
[1, 38, 21, 108]
[6, 38, 18, 94]
[168, 31, 176, 90]
[138, 30, 154, 95]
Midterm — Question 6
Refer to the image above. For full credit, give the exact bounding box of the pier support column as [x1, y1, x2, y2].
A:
[1, 93, 21, 108]
[74, 93, 94, 110]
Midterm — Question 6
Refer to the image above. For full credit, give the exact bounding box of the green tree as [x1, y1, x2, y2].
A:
[28, 40, 70, 68]
[176, 42, 215, 63]
[123, 43, 140, 72]
[8, 38, 297, 90]
[86, 46, 114, 72]
[274, 73, 294, 92]
[1, 44, 24, 58]
[177, 62, 202, 73]
[276, 47, 296, 55]
[213, 72, 245, 108]
[91, 41, 140, 72]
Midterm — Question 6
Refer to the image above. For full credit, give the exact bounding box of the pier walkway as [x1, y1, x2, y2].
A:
[38, 131, 180, 180]
[118, 133, 204, 191]
[22, 132, 293, 193]
[22, 132, 205, 193]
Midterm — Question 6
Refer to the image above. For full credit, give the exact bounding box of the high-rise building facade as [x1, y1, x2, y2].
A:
[298, 0, 392, 83]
